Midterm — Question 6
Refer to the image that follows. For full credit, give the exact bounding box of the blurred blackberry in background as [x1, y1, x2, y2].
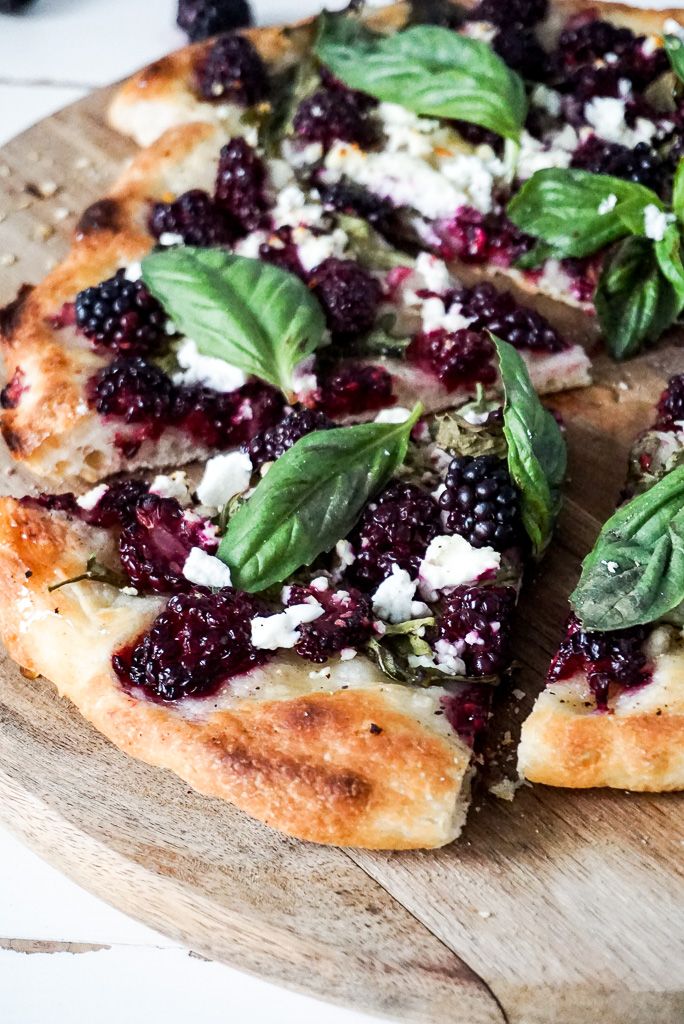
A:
[177, 0, 252, 42]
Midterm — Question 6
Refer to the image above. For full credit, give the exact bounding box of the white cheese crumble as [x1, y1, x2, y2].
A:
[124, 262, 142, 282]
[272, 183, 326, 229]
[76, 484, 109, 511]
[530, 84, 563, 118]
[598, 193, 618, 215]
[419, 534, 501, 599]
[182, 547, 233, 588]
[371, 564, 430, 624]
[174, 338, 247, 393]
[584, 95, 657, 147]
[413, 252, 452, 293]
[643, 204, 674, 242]
[420, 296, 473, 334]
[335, 539, 356, 567]
[516, 129, 574, 180]
[434, 638, 466, 676]
[339, 647, 357, 661]
[378, 102, 440, 158]
[158, 231, 184, 247]
[664, 18, 684, 40]
[374, 406, 411, 424]
[251, 602, 324, 650]
[296, 226, 349, 273]
[196, 451, 253, 508]
[150, 471, 192, 506]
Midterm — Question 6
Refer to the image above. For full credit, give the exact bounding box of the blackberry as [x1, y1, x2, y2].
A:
[318, 180, 397, 234]
[655, 374, 684, 429]
[436, 585, 516, 676]
[293, 87, 378, 151]
[314, 364, 395, 418]
[549, 614, 650, 710]
[406, 328, 497, 391]
[0, 367, 26, 409]
[177, 0, 252, 42]
[245, 408, 334, 469]
[441, 686, 492, 748]
[440, 455, 521, 551]
[149, 189, 237, 247]
[196, 33, 267, 105]
[75, 270, 166, 354]
[82, 480, 150, 528]
[172, 380, 285, 449]
[570, 137, 665, 195]
[347, 481, 442, 589]
[453, 282, 566, 353]
[442, 206, 534, 267]
[493, 29, 549, 81]
[468, 0, 547, 28]
[258, 226, 306, 278]
[284, 584, 373, 663]
[214, 136, 270, 233]
[308, 258, 381, 339]
[556, 18, 635, 70]
[450, 119, 502, 150]
[118, 494, 216, 594]
[113, 588, 267, 701]
[87, 357, 174, 425]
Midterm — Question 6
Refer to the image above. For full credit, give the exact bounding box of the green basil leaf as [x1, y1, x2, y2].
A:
[665, 33, 684, 85]
[615, 194, 667, 237]
[315, 17, 526, 140]
[655, 221, 684, 306]
[673, 157, 684, 225]
[571, 464, 684, 631]
[595, 236, 680, 360]
[507, 168, 660, 259]
[219, 405, 422, 591]
[335, 213, 410, 270]
[142, 248, 326, 397]
[494, 336, 566, 556]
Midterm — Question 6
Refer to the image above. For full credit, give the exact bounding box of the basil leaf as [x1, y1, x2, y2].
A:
[595, 236, 679, 359]
[142, 248, 326, 397]
[673, 157, 684, 225]
[571, 465, 684, 631]
[665, 33, 684, 85]
[219, 405, 422, 591]
[507, 168, 660, 259]
[494, 337, 566, 556]
[336, 214, 410, 270]
[655, 222, 684, 306]
[316, 17, 526, 140]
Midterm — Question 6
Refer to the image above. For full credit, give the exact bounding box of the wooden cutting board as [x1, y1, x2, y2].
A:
[0, 88, 683, 1024]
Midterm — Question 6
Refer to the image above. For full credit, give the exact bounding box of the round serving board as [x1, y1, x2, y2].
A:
[0, 88, 683, 1024]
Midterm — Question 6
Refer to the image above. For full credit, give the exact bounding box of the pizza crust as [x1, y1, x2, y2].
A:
[0, 495, 473, 849]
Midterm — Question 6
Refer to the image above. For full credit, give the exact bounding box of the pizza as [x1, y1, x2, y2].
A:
[519, 371, 684, 790]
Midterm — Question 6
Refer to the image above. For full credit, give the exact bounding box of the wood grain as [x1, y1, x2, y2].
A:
[0, 88, 683, 1024]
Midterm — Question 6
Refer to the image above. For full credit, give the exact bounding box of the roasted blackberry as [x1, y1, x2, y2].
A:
[451, 119, 502, 150]
[440, 455, 521, 551]
[655, 374, 684, 429]
[113, 588, 267, 701]
[549, 614, 650, 710]
[493, 29, 549, 81]
[284, 584, 373, 663]
[214, 136, 270, 232]
[314, 364, 395, 418]
[82, 480, 150, 528]
[172, 380, 285, 449]
[347, 481, 442, 589]
[570, 137, 665, 195]
[555, 18, 635, 70]
[441, 686, 492, 747]
[177, 0, 252, 42]
[308, 258, 381, 339]
[149, 189, 238, 247]
[258, 226, 306, 278]
[75, 271, 166, 354]
[196, 33, 267, 104]
[245, 408, 334, 469]
[442, 206, 534, 267]
[318, 180, 397, 234]
[293, 87, 378, 151]
[0, 367, 25, 409]
[469, 0, 547, 28]
[436, 585, 516, 676]
[87, 357, 174, 424]
[453, 282, 566, 353]
[407, 328, 497, 391]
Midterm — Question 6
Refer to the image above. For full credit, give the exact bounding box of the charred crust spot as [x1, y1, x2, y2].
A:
[369, 723, 382, 735]
[0, 285, 33, 342]
[76, 199, 121, 237]
[281, 699, 334, 731]
[1, 426, 24, 454]
[139, 57, 174, 87]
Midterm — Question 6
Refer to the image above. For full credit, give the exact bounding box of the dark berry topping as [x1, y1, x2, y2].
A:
[549, 614, 651, 710]
[88, 357, 173, 426]
[258, 226, 306, 278]
[177, 0, 252, 42]
[469, 0, 547, 29]
[172, 381, 285, 449]
[118, 494, 216, 594]
[453, 282, 567, 353]
[556, 18, 634, 70]
[314, 363, 395, 419]
[293, 86, 378, 151]
[440, 206, 534, 267]
[553, 17, 668, 91]
[450, 119, 502, 150]
[0, 367, 26, 409]
[196, 33, 267, 105]
[440, 455, 521, 551]
[436, 585, 516, 677]
[319, 181, 397, 233]
[347, 481, 442, 589]
[308, 258, 381, 339]
[215, 137, 270, 232]
[113, 588, 267, 701]
[407, 327, 497, 392]
[570, 136, 666, 196]
[493, 29, 549, 81]
[284, 584, 373, 663]
[148, 189, 237, 247]
[441, 685, 492, 748]
[655, 374, 684, 430]
[245, 408, 334, 470]
[75, 270, 166, 355]
[82, 480, 150, 528]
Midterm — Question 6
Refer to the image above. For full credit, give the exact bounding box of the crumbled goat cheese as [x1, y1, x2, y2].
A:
[182, 547, 233, 588]
[196, 451, 253, 508]
[643, 204, 674, 242]
[372, 564, 431, 624]
[296, 226, 349, 273]
[585, 95, 657, 147]
[174, 338, 247, 393]
[412, 252, 452, 293]
[76, 484, 109, 511]
[291, 354, 318, 399]
[374, 406, 411, 424]
[335, 539, 356, 567]
[150, 472, 192, 506]
[434, 638, 466, 676]
[664, 18, 684, 40]
[420, 296, 473, 334]
[124, 261, 142, 282]
[310, 576, 330, 592]
[159, 231, 184, 247]
[281, 138, 324, 169]
[419, 534, 501, 598]
[251, 602, 324, 650]
[272, 183, 326, 229]
[461, 20, 497, 43]
[530, 84, 563, 118]
[339, 647, 357, 661]
[378, 102, 439, 158]
[516, 129, 573, 180]
[598, 194, 618, 215]
[234, 230, 269, 259]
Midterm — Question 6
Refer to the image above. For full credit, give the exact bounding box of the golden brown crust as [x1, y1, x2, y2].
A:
[0, 496, 472, 849]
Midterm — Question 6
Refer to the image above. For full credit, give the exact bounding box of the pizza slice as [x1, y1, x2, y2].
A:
[0, 340, 566, 848]
[519, 371, 684, 790]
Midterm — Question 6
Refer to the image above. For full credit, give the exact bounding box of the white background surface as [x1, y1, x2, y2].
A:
[0, 0, 682, 1021]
